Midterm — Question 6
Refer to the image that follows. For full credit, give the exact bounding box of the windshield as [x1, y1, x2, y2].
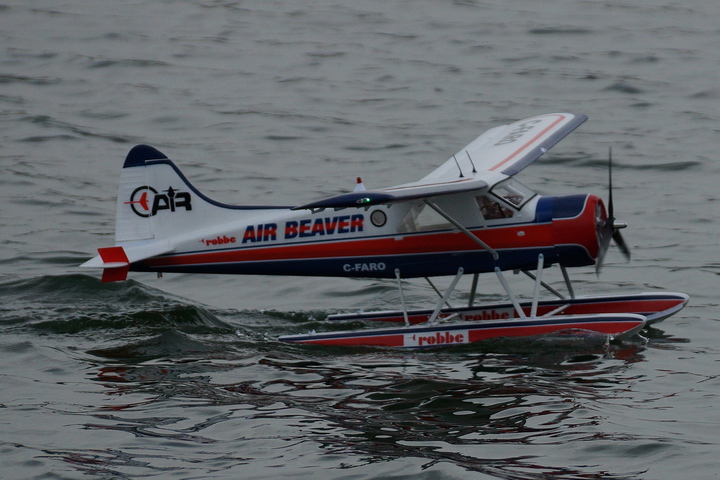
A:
[477, 179, 536, 221]
[491, 178, 536, 208]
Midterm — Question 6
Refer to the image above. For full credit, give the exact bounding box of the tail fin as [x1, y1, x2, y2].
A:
[115, 145, 242, 242]
[83, 144, 280, 281]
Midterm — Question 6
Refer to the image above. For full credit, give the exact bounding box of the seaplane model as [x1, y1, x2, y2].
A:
[81, 113, 688, 348]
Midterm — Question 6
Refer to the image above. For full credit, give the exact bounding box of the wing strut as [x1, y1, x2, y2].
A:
[423, 200, 498, 260]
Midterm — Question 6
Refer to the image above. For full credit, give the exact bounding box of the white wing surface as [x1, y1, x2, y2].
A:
[294, 113, 586, 210]
[293, 177, 488, 210]
[422, 113, 587, 182]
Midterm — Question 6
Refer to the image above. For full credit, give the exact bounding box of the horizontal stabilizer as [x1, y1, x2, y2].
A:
[294, 177, 488, 210]
[98, 246, 129, 267]
[81, 240, 173, 282]
[95, 246, 130, 282]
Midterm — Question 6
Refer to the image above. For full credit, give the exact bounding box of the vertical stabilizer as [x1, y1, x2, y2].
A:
[81, 144, 291, 281]
[114, 145, 245, 243]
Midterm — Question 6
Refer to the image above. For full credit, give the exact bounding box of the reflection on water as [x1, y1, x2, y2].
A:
[83, 325, 650, 478]
[1, 273, 698, 479]
[4, 274, 694, 478]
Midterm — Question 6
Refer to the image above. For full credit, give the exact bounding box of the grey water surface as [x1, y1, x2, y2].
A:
[1, 1, 719, 479]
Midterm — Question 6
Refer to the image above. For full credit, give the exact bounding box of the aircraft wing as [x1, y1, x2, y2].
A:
[294, 113, 585, 210]
[422, 112, 587, 182]
[293, 177, 488, 210]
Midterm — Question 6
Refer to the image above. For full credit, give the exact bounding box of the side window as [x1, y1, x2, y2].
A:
[477, 195, 513, 220]
[397, 203, 452, 233]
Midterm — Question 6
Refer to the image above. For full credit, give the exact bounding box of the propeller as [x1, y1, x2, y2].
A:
[596, 147, 631, 274]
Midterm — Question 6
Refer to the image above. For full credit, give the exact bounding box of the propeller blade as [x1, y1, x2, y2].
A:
[595, 222, 613, 275]
[596, 146, 631, 275]
[612, 230, 631, 261]
[607, 147, 614, 220]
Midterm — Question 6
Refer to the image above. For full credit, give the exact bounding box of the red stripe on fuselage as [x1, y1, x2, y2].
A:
[145, 223, 556, 268]
[142, 194, 600, 272]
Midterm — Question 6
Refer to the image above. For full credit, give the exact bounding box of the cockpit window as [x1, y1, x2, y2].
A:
[492, 179, 535, 207]
[477, 179, 536, 221]
[477, 195, 514, 219]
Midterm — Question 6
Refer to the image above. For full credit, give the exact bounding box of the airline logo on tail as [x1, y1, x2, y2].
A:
[125, 185, 192, 217]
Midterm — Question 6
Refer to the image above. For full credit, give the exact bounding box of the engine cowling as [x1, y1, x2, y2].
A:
[537, 194, 606, 268]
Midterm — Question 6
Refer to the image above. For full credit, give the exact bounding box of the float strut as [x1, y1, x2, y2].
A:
[468, 273, 479, 307]
[495, 267, 526, 318]
[530, 254, 544, 317]
[522, 269, 566, 300]
[561, 265, 575, 299]
[425, 277, 453, 309]
[395, 269, 410, 327]
[428, 267, 464, 325]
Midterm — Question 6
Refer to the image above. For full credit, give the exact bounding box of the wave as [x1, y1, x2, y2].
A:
[0, 274, 654, 364]
[0, 274, 234, 335]
[0, 274, 328, 360]
[87, 329, 237, 361]
[539, 153, 700, 172]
